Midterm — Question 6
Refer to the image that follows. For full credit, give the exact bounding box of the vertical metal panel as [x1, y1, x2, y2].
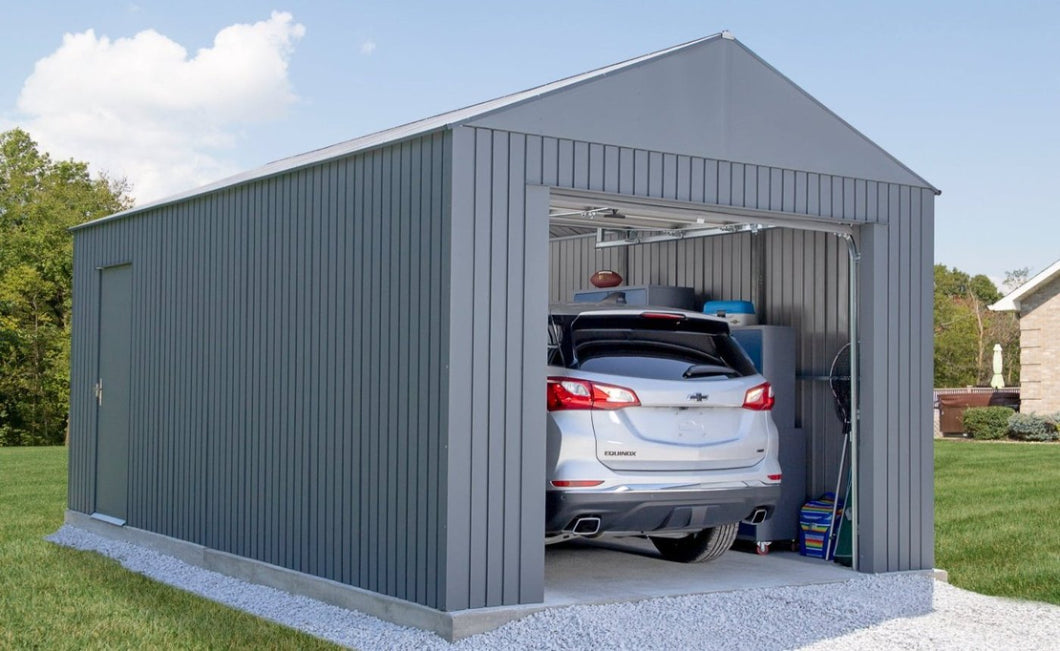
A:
[619, 148, 634, 195]
[662, 153, 677, 199]
[717, 162, 732, 205]
[704, 159, 719, 204]
[444, 128, 475, 609]
[780, 169, 793, 213]
[70, 131, 452, 609]
[794, 171, 807, 213]
[855, 188, 935, 573]
[541, 137, 558, 186]
[690, 158, 704, 203]
[603, 145, 620, 194]
[573, 141, 589, 189]
[858, 223, 890, 572]
[520, 185, 548, 604]
[443, 127, 547, 610]
[884, 185, 902, 570]
[486, 130, 509, 605]
[730, 163, 745, 207]
[587, 143, 604, 191]
[918, 189, 935, 569]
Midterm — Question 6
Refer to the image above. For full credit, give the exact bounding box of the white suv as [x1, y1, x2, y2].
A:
[545, 304, 782, 562]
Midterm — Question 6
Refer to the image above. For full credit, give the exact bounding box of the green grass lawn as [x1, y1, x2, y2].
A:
[935, 439, 1060, 605]
[0, 446, 337, 650]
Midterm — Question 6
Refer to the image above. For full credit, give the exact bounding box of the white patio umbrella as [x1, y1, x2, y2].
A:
[990, 343, 1005, 389]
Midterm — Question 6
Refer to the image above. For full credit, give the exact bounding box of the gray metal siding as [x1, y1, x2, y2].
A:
[856, 188, 935, 572]
[69, 132, 453, 608]
[524, 134, 893, 224]
[445, 128, 547, 611]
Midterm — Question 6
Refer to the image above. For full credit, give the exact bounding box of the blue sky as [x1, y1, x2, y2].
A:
[2, 1, 1058, 283]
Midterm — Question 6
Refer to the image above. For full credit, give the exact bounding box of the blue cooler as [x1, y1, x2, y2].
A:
[702, 300, 757, 327]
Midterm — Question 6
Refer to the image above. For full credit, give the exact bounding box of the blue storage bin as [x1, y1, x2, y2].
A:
[703, 300, 757, 326]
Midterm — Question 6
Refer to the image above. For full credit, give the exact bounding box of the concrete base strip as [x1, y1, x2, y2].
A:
[63, 511, 542, 641]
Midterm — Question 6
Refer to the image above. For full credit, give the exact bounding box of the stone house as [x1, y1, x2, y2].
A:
[991, 258, 1060, 414]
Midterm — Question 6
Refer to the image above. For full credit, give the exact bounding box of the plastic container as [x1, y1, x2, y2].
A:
[573, 285, 696, 310]
[703, 300, 757, 327]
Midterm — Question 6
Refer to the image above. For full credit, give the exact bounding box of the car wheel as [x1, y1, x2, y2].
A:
[650, 522, 739, 563]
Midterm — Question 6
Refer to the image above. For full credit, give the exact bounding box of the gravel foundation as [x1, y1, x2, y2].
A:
[47, 525, 1060, 650]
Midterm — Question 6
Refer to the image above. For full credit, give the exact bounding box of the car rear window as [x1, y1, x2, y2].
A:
[573, 332, 756, 379]
[547, 312, 757, 380]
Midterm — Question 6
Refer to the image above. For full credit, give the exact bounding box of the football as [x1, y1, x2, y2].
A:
[589, 269, 623, 288]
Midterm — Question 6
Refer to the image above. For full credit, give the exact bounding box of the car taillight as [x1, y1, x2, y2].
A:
[640, 311, 684, 320]
[550, 480, 605, 488]
[546, 377, 640, 411]
[742, 382, 775, 411]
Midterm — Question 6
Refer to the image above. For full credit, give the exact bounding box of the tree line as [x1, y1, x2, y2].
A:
[933, 265, 1021, 388]
[1, 129, 130, 445]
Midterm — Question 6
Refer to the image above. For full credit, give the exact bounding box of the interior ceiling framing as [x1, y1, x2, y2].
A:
[546, 190, 855, 245]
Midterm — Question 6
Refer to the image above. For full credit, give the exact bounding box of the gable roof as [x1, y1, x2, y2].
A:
[74, 32, 936, 231]
[467, 35, 937, 193]
[990, 258, 1060, 312]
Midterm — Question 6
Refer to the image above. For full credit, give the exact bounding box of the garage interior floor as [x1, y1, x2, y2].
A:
[543, 538, 854, 607]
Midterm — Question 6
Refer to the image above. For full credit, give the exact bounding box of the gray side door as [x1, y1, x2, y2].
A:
[94, 264, 132, 524]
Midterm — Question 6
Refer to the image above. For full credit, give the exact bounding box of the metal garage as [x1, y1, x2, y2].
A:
[66, 32, 937, 636]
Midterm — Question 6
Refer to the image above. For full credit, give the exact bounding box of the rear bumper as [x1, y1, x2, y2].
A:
[545, 484, 781, 535]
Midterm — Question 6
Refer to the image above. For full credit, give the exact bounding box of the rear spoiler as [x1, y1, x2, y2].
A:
[569, 311, 730, 336]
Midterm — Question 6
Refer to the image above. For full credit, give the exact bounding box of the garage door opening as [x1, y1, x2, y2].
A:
[541, 188, 861, 602]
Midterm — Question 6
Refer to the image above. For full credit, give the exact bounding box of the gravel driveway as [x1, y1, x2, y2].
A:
[48, 525, 1060, 650]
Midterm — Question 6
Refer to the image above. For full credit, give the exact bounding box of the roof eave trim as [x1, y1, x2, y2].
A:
[988, 258, 1060, 312]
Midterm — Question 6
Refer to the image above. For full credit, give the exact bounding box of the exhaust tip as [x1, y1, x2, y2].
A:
[571, 516, 602, 536]
[743, 507, 770, 525]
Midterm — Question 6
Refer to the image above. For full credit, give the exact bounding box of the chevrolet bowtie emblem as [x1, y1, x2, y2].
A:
[688, 393, 708, 402]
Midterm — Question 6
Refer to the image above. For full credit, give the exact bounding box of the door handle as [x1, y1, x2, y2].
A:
[95, 379, 103, 407]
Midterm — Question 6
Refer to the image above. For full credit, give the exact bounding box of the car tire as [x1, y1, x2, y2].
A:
[650, 522, 739, 563]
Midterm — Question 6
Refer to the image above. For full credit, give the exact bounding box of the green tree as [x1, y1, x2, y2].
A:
[933, 265, 1020, 388]
[1003, 267, 1031, 293]
[0, 129, 131, 445]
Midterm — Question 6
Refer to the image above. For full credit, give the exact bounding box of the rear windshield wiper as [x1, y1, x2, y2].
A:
[682, 364, 737, 378]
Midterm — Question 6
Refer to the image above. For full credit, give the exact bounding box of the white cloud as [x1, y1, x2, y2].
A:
[360, 39, 376, 55]
[14, 11, 305, 203]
